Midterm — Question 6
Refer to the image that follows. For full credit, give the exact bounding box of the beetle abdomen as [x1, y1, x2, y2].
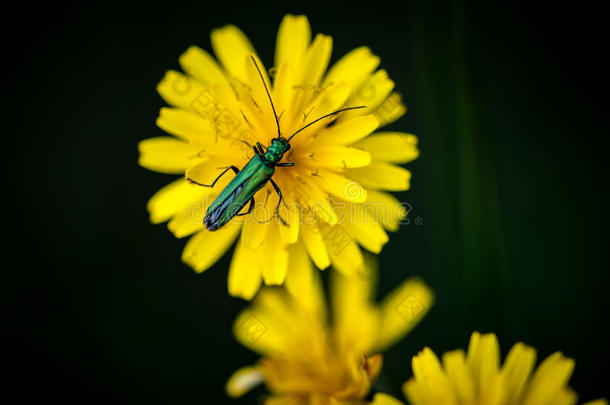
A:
[203, 155, 274, 231]
[204, 183, 249, 231]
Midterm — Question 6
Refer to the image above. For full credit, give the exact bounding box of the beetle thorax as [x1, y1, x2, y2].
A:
[263, 138, 291, 165]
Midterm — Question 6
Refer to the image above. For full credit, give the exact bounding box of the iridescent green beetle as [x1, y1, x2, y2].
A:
[188, 56, 364, 231]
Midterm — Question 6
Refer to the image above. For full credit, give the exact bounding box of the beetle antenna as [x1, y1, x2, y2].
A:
[287, 106, 366, 141]
[250, 55, 281, 139]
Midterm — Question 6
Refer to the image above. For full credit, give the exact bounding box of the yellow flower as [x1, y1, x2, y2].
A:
[226, 265, 434, 404]
[390, 332, 607, 405]
[138, 14, 417, 299]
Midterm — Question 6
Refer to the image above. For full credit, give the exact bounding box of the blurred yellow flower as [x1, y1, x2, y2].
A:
[394, 332, 607, 405]
[226, 266, 433, 404]
[139, 14, 417, 299]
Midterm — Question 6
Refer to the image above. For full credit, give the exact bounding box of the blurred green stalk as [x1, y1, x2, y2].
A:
[409, 0, 514, 341]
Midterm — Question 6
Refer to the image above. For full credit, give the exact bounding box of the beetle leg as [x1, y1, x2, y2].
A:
[276, 162, 295, 167]
[256, 142, 266, 155]
[236, 197, 255, 216]
[253, 191, 272, 224]
[270, 178, 288, 226]
[186, 165, 239, 187]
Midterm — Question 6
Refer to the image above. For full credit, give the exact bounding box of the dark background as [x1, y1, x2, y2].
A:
[7, 0, 608, 403]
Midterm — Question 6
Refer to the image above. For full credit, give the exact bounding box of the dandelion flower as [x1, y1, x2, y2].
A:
[226, 266, 433, 404]
[139, 14, 417, 299]
[394, 332, 607, 405]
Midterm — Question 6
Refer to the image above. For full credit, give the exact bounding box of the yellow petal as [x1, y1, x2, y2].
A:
[264, 396, 306, 405]
[323, 46, 380, 91]
[182, 220, 241, 273]
[185, 160, 236, 188]
[233, 289, 294, 354]
[275, 15, 311, 69]
[471, 332, 501, 372]
[312, 82, 352, 116]
[232, 308, 274, 354]
[522, 352, 575, 405]
[322, 223, 364, 275]
[403, 378, 430, 405]
[300, 220, 331, 269]
[167, 205, 205, 238]
[209, 82, 253, 141]
[370, 393, 405, 405]
[410, 347, 458, 405]
[373, 92, 407, 127]
[179, 45, 228, 87]
[261, 225, 289, 285]
[314, 114, 379, 145]
[374, 278, 434, 351]
[272, 62, 296, 128]
[297, 33, 332, 87]
[290, 176, 338, 225]
[225, 366, 264, 398]
[311, 170, 367, 203]
[147, 178, 207, 224]
[157, 70, 213, 112]
[582, 401, 609, 405]
[278, 200, 300, 244]
[466, 332, 483, 373]
[285, 242, 314, 300]
[293, 266, 327, 317]
[211, 24, 256, 81]
[442, 350, 476, 405]
[228, 242, 262, 299]
[341, 203, 389, 253]
[331, 267, 379, 355]
[157, 106, 246, 161]
[349, 162, 411, 191]
[338, 69, 395, 122]
[354, 132, 419, 164]
[240, 204, 270, 249]
[296, 82, 352, 140]
[552, 389, 578, 405]
[157, 108, 240, 162]
[303, 146, 371, 168]
[366, 189, 408, 232]
[501, 342, 537, 405]
[156, 107, 215, 142]
[466, 333, 503, 405]
[138, 137, 202, 174]
[244, 53, 278, 136]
